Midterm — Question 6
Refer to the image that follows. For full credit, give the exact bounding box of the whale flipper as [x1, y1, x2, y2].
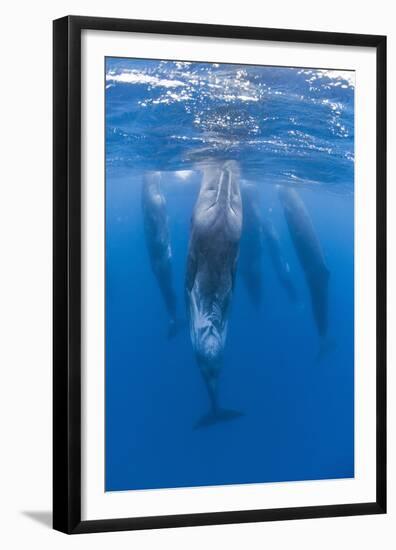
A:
[194, 408, 244, 429]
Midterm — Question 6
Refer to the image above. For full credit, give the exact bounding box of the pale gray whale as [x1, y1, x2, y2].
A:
[142, 172, 182, 338]
[186, 161, 243, 427]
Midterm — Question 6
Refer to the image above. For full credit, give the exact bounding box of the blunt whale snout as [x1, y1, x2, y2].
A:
[277, 184, 295, 211]
[195, 161, 242, 233]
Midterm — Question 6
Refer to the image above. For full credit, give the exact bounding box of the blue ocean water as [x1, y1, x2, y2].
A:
[105, 58, 354, 492]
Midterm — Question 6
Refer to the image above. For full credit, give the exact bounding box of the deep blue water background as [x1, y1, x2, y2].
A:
[105, 58, 354, 491]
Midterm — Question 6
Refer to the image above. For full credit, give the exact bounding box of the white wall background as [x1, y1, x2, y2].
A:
[0, 1, 394, 547]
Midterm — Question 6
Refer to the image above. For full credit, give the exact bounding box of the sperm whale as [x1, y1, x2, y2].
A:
[142, 172, 183, 338]
[186, 161, 243, 426]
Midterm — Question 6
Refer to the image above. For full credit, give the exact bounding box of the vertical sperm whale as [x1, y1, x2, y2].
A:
[261, 216, 297, 302]
[240, 183, 296, 305]
[240, 183, 264, 306]
[277, 185, 333, 357]
[186, 161, 243, 427]
[142, 172, 182, 338]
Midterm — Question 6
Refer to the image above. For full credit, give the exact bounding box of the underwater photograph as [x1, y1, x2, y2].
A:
[105, 57, 355, 492]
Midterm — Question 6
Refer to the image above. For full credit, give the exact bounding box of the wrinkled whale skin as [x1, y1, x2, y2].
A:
[186, 161, 243, 424]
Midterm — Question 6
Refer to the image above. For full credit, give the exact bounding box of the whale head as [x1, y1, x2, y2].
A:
[277, 184, 301, 214]
[193, 160, 242, 240]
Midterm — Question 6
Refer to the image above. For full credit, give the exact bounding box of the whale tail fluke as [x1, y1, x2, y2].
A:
[167, 318, 186, 339]
[316, 338, 337, 363]
[194, 408, 244, 429]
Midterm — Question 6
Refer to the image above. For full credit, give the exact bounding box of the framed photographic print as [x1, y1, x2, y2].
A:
[53, 16, 386, 534]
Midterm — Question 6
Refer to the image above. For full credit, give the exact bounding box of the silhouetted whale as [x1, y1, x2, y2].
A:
[186, 161, 243, 427]
[142, 172, 183, 338]
[261, 216, 297, 302]
[240, 183, 296, 305]
[277, 186, 332, 357]
[240, 183, 263, 306]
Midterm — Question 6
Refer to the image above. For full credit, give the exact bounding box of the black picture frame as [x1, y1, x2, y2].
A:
[53, 15, 387, 534]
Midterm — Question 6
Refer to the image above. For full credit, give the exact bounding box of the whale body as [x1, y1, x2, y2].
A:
[277, 186, 330, 346]
[261, 216, 297, 302]
[186, 161, 243, 426]
[240, 183, 296, 305]
[240, 183, 263, 306]
[142, 172, 182, 338]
